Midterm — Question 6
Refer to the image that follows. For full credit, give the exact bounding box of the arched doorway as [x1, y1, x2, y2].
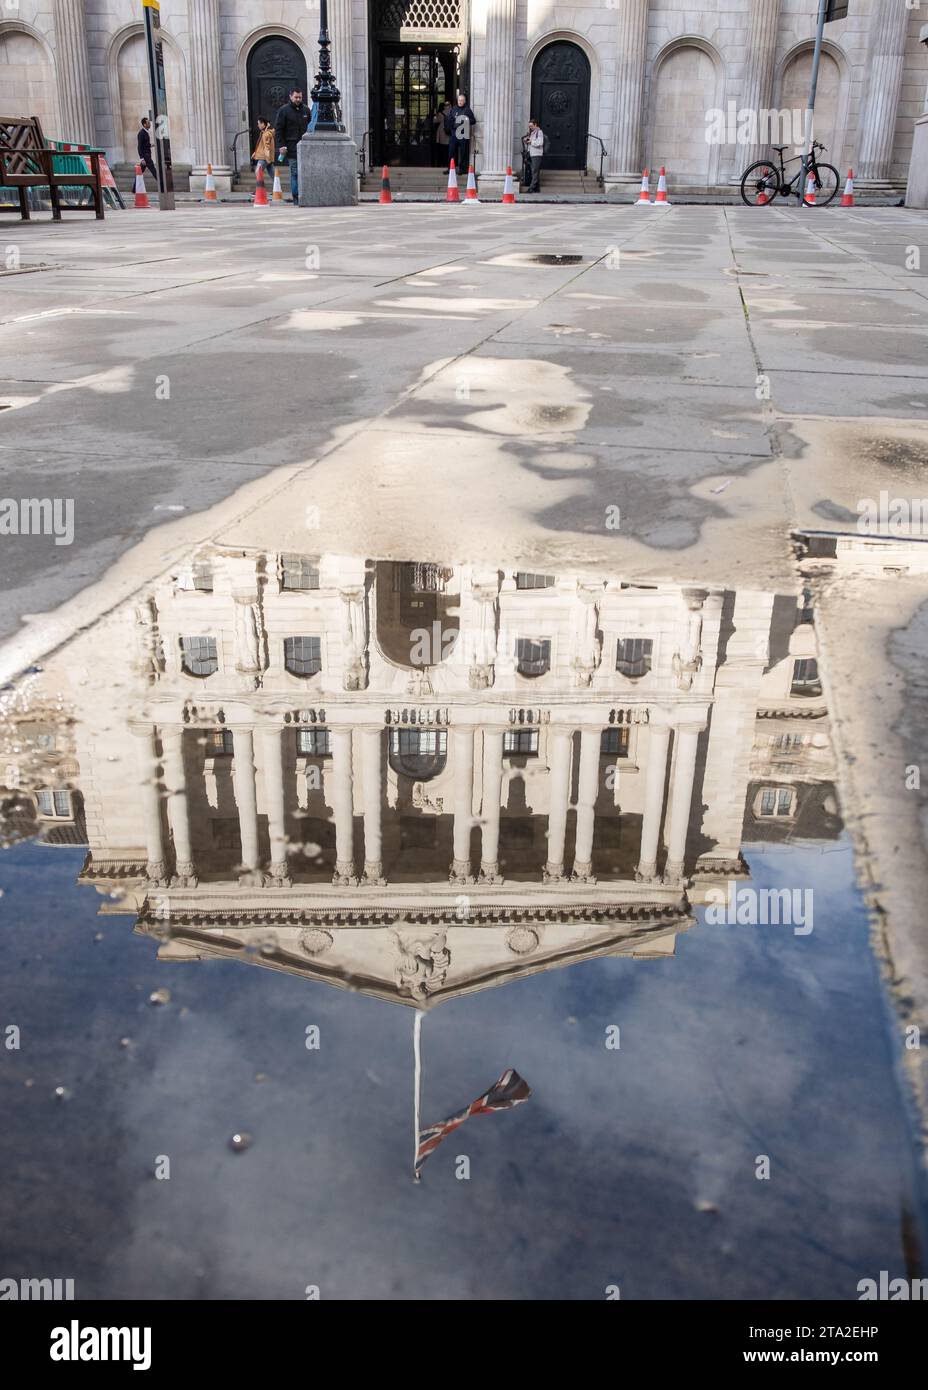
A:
[530, 41, 590, 171]
[116, 32, 190, 165]
[0, 28, 58, 139]
[247, 36, 307, 150]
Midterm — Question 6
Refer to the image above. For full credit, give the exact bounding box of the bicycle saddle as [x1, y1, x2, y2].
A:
[772, 145, 788, 152]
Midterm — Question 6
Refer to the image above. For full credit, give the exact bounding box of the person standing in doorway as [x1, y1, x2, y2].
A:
[445, 92, 476, 176]
[434, 102, 452, 169]
[252, 116, 276, 187]
[274, 88, 311, 203]
[137, 117, 157, 185]
[525, 118, 545, 193]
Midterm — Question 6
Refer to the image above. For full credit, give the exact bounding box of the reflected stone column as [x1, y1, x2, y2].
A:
[131, 723, 168, 887]
[741, 0, 782, 170]
[480, 0, 518, 192]
[607, 0, 649, 183]
[331, 728, 358, 885]
[161, 727, 197, 888]
[572, 728, 601, 883]
[231, 725, 262, 885]
[260, 726, 291, 888]
[54, 0, 96, 145]
[187, 0, 233, 190]
[857, 0, 911, 184]
[450, 726, 476, 883]
[663, 722, 704, 887]
[479, 727, 505, 884]
[544, 727, 573, 883]
[360, 726, 385, 885]
[636, 713, 671, 883]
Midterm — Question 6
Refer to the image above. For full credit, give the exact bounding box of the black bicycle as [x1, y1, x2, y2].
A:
[740, 141, 840, 208]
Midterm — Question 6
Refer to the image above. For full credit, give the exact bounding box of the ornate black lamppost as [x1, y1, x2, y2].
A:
[310, 0, 344, 132]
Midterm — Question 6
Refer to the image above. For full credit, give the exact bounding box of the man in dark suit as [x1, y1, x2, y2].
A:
[137, 118, 157, 184]
[274, 88, 311, 203]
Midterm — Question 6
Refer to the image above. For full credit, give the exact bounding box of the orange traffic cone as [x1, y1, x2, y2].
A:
[841, 169, 855, 207]
[463, 165, 480, 203]
[272, 168, 283, 201]
[253, 164, 269, 207]
[635, 169, 651, 205]
[654, 166, 671, 205]
[204, 163, 217, 201]
[502, 166, 516, 204]
[756, 167, 772, 205]
[446, 159, 460, 203]
[133, 164, 150, 208]
[379, 165, 393, 204]
[803, 171, 817, 206]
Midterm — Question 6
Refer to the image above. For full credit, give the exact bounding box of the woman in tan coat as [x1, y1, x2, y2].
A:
[252, 118, 276, 186]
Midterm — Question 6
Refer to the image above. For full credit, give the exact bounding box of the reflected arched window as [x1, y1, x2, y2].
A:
[791, 658, 821, 697]
[284, 636, 322, 677]
[181, 636, 218, 677]
[389, 728, 447, 781]
[616, 638, 652, 679]
[516, 638, 550, 677]
[281, 555, 320, 591]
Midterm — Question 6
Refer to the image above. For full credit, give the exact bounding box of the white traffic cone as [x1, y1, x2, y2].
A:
[204, 162, 217, 201]
[272, 168, 283, 201]
[446, 159, 460, 203]
[502, 166, 516, 204]
[653, 166, 671, 205]
[840, 169, 854, 207]
[635, 169, 652, 205]
[463, 164, 480, 203]
[803, 171, 817, 206]
[133, 164, 150, 209]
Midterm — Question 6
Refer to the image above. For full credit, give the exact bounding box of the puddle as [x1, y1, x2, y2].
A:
[0, 538, 923, 1298]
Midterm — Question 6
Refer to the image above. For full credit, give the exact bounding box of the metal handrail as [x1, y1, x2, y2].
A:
[585, 133, 608, 187]
[230, 127, 250, 181]
[359, 130, 373, 176]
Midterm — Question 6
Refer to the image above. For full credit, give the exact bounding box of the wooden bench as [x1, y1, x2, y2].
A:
[0, 115, 104, 221]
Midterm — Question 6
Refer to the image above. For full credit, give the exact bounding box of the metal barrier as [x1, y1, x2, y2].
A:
[585, 134, 608, 188]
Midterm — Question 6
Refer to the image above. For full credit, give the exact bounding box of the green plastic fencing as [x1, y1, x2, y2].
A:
[1, 140, 122, 210]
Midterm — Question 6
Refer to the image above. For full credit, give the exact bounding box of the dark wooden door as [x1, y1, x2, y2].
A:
[530, 42, 590, 171]
[247, 37, 308, 150]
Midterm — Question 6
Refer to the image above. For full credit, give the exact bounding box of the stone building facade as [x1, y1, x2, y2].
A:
[0, 1, 925, 193]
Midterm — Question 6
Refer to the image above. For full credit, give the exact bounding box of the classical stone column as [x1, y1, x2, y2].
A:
[636, 713, 671, 883]
[187, 0, 233, 190]
[740, 0, 783, 171]
[447, 726, 476, 883]
[479, 728, 505, 884]
[857, 0, 911, 184]
[231, 725, 262, 884]
[53, 0, 96, 145]
[260, 726, 291, 887]
[480, 0, 518, 192]
[329, 0, 354, 137]
[663, 722, 704, 887]
[330, 728, 358, 885]
[360, 726, 385, 885]
[607, 0, 649, 183]
[131, 723, 168, 887]
[572, 728, 601, 883]
[544, 727, 573, 883]
[905, 26, 928, 209]
[161, 727, 197, 887]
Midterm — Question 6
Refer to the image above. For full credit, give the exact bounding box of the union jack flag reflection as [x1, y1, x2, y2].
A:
[415, 1069, 532, 1180]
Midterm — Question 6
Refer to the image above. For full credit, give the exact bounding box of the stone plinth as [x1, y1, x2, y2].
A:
[297, 131, 359, 207]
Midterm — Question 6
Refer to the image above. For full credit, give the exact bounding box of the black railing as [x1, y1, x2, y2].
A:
[230, 128, 250, 181]
[359, 130, 373, 177]
[585, 133, 608, 188]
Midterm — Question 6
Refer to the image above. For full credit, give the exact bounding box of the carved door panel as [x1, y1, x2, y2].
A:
[530, 42, 591, 171]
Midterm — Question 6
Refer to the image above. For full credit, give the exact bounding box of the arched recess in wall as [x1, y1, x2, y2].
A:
[647, 37, 724, 187]
[237, 26, 310, 155]
[524, 32, 599, 172]
[775, 41, 849, 171]
[109, 25, 191, 165]
[0, 22, 60, 140]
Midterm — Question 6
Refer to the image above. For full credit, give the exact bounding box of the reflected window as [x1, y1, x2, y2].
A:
[181, 636, 218, 677]
[616, 638, 653, 679]
[206, 729, 234, 757]
[791, 658, 822, 697]
[516, 572, 555, 590]
[516, 638, 551, 677]
[297, 728, 331, 757]
[281, 555, 320, 591]
[395, 562, 442, 593]
[192, 560, 213, 592]
[36, 788, 71, 818]
[772, 733, 806, 752]
[284, 636, 322, 678]
[601, 728, 630, 758]
[503, 729, 539, 757]
[389, 728, 447, 780]
[759, 787, 795, 817]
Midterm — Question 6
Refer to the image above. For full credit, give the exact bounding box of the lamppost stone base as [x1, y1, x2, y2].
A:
[298, 132, 358, 207]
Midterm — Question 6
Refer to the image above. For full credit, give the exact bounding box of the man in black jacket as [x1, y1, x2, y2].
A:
[445, 93, 476, 179]
[137, 118, 157, 184]
[275, 88, 311, 202]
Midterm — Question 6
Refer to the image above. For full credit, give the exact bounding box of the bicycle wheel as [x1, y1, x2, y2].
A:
[806, 163, 840, 207]
[741, 161, 780, 207]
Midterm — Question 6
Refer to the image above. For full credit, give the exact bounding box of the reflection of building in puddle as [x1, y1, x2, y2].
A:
[0, 555, 841, 1007]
